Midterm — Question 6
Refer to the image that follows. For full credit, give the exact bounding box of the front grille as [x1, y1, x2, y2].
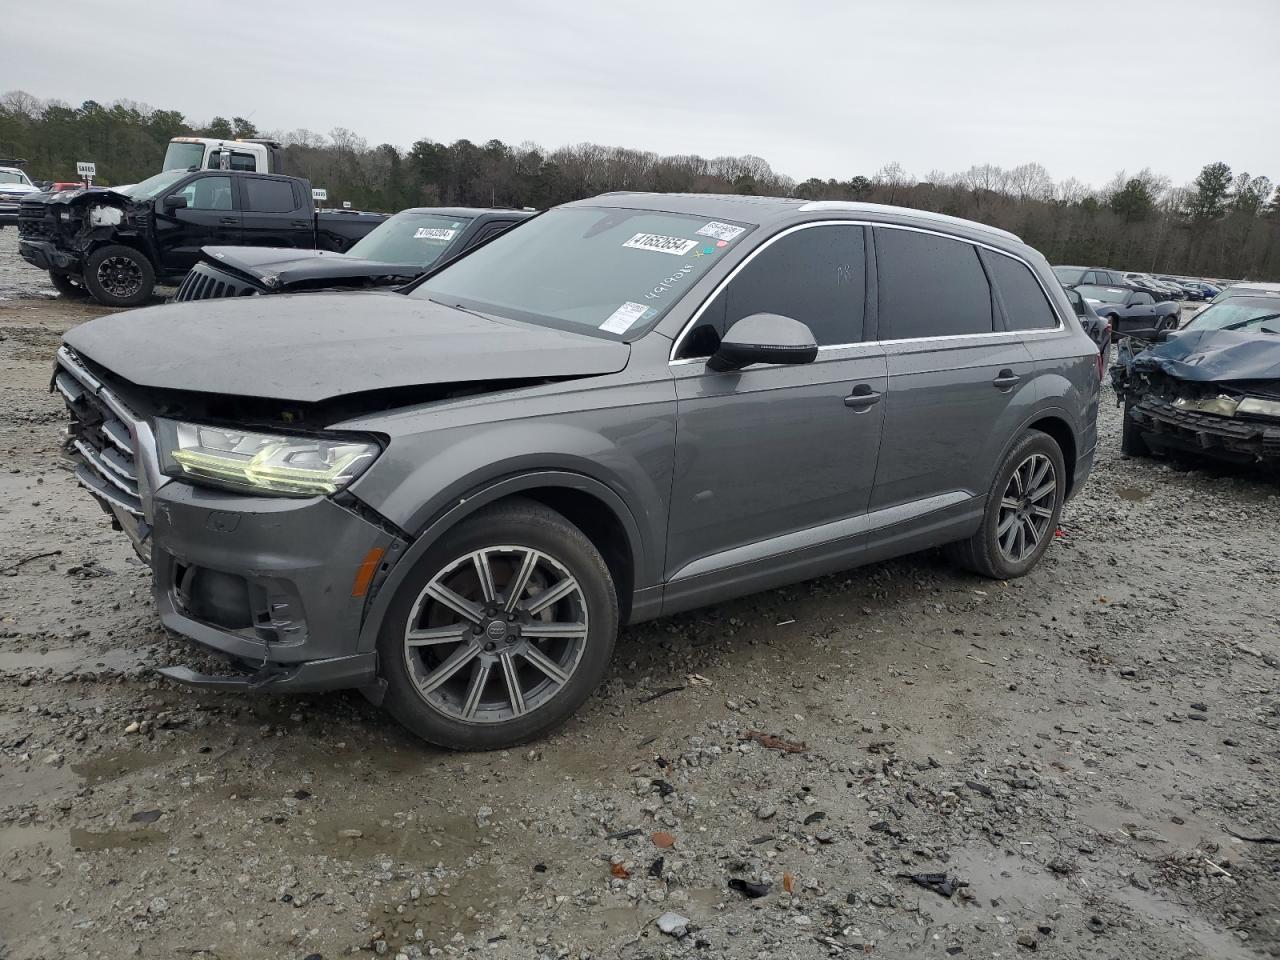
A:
[54, 358, 144, 518]
[173, 262, 261, 302]
[18, 200, 54, 240]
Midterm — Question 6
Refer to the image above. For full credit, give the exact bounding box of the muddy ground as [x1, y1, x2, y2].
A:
[1, 228, 1277, 960]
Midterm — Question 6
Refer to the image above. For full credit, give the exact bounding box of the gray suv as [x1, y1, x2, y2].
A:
[55, 193, 1099, 749]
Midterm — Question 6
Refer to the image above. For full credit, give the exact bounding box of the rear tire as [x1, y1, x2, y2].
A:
[48, 271, 88, 298]
[377, 498, 619, 751]
[82, 244, 155, 308]
[1120, 403, 1150, 458]
[947, 430, 1065, 580]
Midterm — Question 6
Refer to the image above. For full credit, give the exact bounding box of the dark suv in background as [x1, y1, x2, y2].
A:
[55, 193, 1100, 749]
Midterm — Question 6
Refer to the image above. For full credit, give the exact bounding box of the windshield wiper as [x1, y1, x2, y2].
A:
[1220, 313, 1280, 331]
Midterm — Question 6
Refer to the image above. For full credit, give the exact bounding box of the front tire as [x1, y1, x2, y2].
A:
[82, 244, 155, 307]
[48, 271, 88, 298]
[1120, 403, 1151, 458]
[377, 498, 619, 750]
[948, 430, 1066, 580]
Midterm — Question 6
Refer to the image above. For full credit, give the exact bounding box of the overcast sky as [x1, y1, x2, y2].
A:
[7, 0, 1278, 190]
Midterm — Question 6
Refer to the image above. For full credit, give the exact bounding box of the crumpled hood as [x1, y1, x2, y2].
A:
[1133, 328, 1280, 382]
[202, 246, 421, 288]
[63, 292, 630, 403]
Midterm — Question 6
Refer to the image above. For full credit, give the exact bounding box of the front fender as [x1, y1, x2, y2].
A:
[353, 469, 650, 656]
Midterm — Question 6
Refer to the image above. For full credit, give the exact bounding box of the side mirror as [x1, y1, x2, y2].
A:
[707, 313, 818, 372]
[163, 194, 188, 210]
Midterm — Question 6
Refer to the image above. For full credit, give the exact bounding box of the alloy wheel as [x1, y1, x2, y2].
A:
[402, 546, 589, 723]
[996, 453, 1056, 563]
[97, 256, 143, 299]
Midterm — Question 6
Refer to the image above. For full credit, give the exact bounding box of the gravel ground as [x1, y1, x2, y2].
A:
[1, 228, 1278, 960]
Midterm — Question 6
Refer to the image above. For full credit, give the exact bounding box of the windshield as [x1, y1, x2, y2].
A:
[1053, 266, 1086, 285]
[346, 212, 474, 265]
[119, 169, 191, 200]
[1075, 285, 1129, 304]
[411, 207, 752, 339]
[1184, 296, 1280, 333]
[163, 141, 206, 172]
[0, 170, 31, 186]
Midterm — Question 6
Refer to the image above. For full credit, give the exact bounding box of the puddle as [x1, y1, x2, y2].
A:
[1116, 486, 1152, 502]
[294, 812, 485, 862]
[71, 750, 169, 785]
[69, 826, 167, 851]
[949, 847, 1064, 911]
[0, 642, 148, 675]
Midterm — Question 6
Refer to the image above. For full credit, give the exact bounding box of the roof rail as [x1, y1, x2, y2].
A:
[796, 201, 1022, 243]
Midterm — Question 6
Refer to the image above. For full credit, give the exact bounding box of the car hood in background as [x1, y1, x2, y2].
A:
[201, 246, 422, 289]
[1133, 328, 1280, 382]
[63, 293, 630, 403]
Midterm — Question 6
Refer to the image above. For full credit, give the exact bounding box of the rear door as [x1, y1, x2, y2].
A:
[665, 223, 887, 601]
[868, 226, 1037, 525]
[237, 176, 312, 249]
[155, 173, 241, 273]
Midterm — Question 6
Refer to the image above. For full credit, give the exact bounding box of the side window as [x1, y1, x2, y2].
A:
[243, 178, 298, 214]
[228, 152, 257, 171]
[876, 228, 992, 339]
[985, 252, 1059, 330]
[1132, 292, 1154, 306]
[184, 176, 234, 211]
[682, 224, 865, 356]
[463, 221, 512, 251]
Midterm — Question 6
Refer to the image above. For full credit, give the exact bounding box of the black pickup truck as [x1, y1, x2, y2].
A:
[18, 169, 386, 307]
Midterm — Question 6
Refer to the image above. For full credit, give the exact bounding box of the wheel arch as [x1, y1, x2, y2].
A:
[356, 471, 649, 656]
[1022, 411, 1078, 499]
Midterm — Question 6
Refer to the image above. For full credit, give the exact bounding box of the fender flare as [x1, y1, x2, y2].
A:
[355, 469, 648, 655]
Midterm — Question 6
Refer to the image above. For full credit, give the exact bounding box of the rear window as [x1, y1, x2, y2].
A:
[876, 228, 992, 339]
[1053, 266, 1086, 285]
[243, 178, 297, 213]
[987, 252, 1059, 330]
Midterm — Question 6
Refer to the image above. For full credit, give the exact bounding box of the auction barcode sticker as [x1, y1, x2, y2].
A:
[695, 221, 745, 242]
[414, 227, 456, 241]
[600, 301, 649, 334]
[622, 233, 699, 256]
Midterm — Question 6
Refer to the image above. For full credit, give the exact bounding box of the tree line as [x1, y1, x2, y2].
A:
[2, 90, 1278, 281]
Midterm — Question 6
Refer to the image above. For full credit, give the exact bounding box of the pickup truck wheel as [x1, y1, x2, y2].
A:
[48, 271, 88, 298]
[83, 245, 155, 307]
[947, 430, 1065, 580]
[377, 498, 619, 751]
[1120, 403, 1151, 458]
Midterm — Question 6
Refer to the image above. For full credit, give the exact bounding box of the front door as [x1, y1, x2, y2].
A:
[665, 223, 886, 602]
[156, 174, 241, 273]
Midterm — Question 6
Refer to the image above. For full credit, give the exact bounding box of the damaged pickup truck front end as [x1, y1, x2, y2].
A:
[1111, 328, 1280, 465]
[18, 187, 144, 275]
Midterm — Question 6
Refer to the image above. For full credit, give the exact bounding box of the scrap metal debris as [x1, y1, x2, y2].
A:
[728, 878, 771, 898]
[741, 730, 807, 753]
[897, 872, 969, 898]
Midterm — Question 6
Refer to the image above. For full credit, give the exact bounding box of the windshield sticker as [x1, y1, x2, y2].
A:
[645, 264, 696, 301]
[691, 245, 716, 259]
[414, 227, 456, 241]
[623, 233, 699, 256]
[696, 221, 745, 242]
[600, 301, 650, 334]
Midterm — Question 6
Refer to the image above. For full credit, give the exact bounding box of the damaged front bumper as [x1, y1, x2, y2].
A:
[1128, 395, 1280, 463]
[20, 238, 81, 273]
[54, 346, 407, 693]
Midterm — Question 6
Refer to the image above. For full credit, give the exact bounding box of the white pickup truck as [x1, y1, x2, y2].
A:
[162, 137, 283, 174]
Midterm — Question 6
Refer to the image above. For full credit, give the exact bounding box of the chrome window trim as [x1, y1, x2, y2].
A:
[668, 220, 1063, 365]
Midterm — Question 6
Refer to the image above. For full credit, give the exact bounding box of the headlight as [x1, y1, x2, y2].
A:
[157, 420, 380, 497]
[1237, 396, 1280, 419]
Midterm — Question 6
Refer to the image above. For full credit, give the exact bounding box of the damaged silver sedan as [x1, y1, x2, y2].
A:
[1111, 295, 1280, 465]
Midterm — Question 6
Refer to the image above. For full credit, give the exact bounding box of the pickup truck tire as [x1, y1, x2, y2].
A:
[947, 430, 1065, 581]
[83, 245, 155, 308]
[377, 498, 619, 750]
[48, 271, 88, 298]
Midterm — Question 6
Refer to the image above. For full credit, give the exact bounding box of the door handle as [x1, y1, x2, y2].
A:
[992, 369, 1021, 390]
[844, 384, 882, 410]
[290, 220, 310, 228]
[219, 217, 238, 225]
